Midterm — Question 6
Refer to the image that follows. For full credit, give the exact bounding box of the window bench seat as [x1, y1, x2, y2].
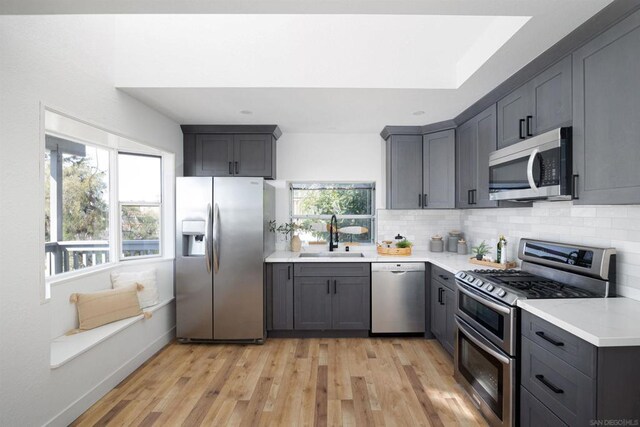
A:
[50, 298, 173, 369]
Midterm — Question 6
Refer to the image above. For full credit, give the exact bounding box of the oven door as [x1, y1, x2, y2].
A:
[488, 130, 571, 201]
[455, 317, 515, 427]
[456, 281, 516, 356]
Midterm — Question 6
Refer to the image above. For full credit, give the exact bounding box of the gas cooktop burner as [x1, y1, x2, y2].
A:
[455, 268, 602, 305]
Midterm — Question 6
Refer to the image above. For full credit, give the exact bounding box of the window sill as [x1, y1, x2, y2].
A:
[50, 298, 173, 369]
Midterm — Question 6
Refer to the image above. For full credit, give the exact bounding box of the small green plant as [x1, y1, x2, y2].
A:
[471, 240, 492, 260]
[395, 239, 412, 249]
[272, 222, 308, 237]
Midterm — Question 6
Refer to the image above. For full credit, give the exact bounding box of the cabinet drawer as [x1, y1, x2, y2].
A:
[521, 337, 596, 426]
[520, 386, 567, 427]
[521, 311, 596, 377]
[294, 263, 370, 278]
[431, 265, 455, 290]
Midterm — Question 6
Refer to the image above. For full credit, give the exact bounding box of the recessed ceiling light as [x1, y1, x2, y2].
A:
[240, 110, 253, 115]
[412, 110, 425, 116]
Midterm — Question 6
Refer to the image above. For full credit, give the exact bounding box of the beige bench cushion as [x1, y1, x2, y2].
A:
[72, 285, 142, 330]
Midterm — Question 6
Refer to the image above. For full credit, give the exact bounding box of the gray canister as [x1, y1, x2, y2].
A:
[430, 238, 444, 252]
[457, 240, 468, 255]
[448, 231, 463, 252]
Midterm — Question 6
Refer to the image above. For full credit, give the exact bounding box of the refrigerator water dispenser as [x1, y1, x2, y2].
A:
[182, 220, 206, 256]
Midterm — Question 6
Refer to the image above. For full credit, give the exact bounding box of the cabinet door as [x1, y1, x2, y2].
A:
[475, 104, 498, 208]
[497, 83, 530, 149]
[332, 277, 370, 330]
[194, 134, 234, 176]
[573, 10, 640, 204]
[387, 135, 423, 209]
[456, 119, 477, 208]
[442, 286, 456, 356]
[520, 387, 568, 427]
[294, 277, 332, 330]
[233, 134, 274, 178]
[430, 282, 444, 340]
[270, 264, 293, 330]
[423, 130, 455, 209]
[531, 56, 572, 135]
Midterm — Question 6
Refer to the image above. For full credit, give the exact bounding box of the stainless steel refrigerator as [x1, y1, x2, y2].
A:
[175, 177, 275, 343]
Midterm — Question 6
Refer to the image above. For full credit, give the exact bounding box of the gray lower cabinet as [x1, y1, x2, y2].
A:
[497, 55, 572, 149]
[572, 8, 640, 204]
[266, 263, 294, 330]
[294, 276, 333, 330]
[292, 263, 370, 331]
[521, 311, 640, 425]
[386, 135, 423, 209]
[456, 104, 497, 208]
[423, 130, 455, 209]
[430, 266, 456, 355]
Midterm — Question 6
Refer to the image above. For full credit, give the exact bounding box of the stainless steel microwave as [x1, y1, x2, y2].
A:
[489, 127, 572, 201]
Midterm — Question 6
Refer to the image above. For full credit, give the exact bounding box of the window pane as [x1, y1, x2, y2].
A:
[121, 205, 160, 258]
[118, 153, 161, 203]
[44, 138, 110, 276]
[294, 218, 373, 244]
[292, 184, 373, 216]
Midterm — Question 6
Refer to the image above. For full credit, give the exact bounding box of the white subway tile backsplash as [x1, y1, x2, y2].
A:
[378, 200, 640, 300]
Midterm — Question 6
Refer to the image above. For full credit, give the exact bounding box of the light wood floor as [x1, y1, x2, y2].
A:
[72, 338, 487, 426]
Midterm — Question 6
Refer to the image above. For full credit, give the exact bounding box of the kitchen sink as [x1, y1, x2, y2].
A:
[298, 252, 365, 258]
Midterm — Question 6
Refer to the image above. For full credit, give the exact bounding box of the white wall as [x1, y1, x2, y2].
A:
[272, 132, 384, 248]
[378, 202, 640, 300]
[0, 15, 183, 426]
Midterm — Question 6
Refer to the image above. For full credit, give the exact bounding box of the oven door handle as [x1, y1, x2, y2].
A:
[526, 148, 540, 192]
[457, 283, 512, 315]
[456, 318, 511, 365]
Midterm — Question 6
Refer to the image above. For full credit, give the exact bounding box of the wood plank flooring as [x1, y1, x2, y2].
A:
[72, 338, 487, 426]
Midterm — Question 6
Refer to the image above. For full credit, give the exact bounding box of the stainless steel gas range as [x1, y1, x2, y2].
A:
[453, 239, 616, 427]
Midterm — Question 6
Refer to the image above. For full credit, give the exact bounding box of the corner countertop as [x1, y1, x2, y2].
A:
[517, 298, 640, 347]
[265, 249, 499, 275]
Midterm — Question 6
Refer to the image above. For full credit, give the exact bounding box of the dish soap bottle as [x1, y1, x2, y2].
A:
[498, 235, 508, 265]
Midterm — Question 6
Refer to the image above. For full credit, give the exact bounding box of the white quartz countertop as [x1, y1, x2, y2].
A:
[265, 249, 498, 275]
[517, 298, 640, 347]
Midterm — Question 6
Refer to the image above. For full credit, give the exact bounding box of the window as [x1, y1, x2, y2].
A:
[45, 136, 111, 276]
[118, 153, 162, 259]
[290, 182, 375, 244]
[43, 109, 171, 282]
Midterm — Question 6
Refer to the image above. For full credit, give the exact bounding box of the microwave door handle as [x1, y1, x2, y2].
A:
[527, 148, 540, 192]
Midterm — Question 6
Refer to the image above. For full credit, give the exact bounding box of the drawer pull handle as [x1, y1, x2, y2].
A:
[535, 331, 564, 347]
[439, 274, 449, 281]
[535, 374, 564, 394]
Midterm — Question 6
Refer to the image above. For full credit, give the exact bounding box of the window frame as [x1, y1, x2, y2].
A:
[42, 108, 172, 291]
[288, 181, 376, 245]
[117, 151, 164, 261]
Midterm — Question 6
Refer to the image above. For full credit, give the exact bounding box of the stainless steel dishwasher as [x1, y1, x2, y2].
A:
[371, 263, 425, 333]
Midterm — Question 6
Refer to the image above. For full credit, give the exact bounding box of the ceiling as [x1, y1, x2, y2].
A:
[2, 0, 613, 133]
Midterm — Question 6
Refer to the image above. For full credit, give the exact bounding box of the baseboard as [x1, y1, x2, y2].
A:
[45, 327, 175, 427]
[267, 329, 370, 338]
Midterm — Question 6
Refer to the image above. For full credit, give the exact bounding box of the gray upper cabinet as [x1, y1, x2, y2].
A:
[456, 104, 498, 208]
[193, 134, 234, 176]
[497, 56, 572, 149]
[386, 135, 423, 209]
[386, 130, 455, 209]
[234, 134, 274, 177]
[182, 125, 281, 179]
[423, 130, 455, 209]
[572, 9, 640, 205]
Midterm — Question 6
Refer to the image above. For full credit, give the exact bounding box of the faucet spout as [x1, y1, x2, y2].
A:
[329, 215, 339, 252]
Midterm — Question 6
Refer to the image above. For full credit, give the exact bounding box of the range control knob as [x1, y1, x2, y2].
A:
[456, 272, 466, 280]
[496, 289, 507, 297]
[486, 284, 495, 292]
[475, 279, 484, 288]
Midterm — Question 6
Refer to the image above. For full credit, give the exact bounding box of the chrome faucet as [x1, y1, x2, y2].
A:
[329, 215, 339, 251]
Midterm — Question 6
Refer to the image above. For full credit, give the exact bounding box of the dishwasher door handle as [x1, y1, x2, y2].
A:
[390, 271, 408, 275]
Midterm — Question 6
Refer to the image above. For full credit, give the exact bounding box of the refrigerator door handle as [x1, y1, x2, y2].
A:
[205, 203, 212, 273]
[213, 203, 221, 273]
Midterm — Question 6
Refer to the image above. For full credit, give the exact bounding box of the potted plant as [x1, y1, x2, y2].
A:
[471, 240, 491, 260]
[271, 221, 308, 252]
[395, 239, 412, 249]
